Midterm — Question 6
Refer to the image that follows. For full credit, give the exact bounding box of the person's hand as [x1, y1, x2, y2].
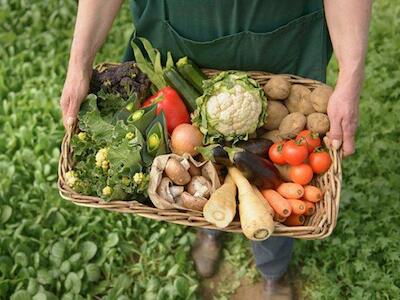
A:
[60, 65, 92, 128]
[327, 84, 360, 156]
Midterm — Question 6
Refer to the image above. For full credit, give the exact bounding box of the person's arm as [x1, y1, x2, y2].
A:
[60, 0, 124, 128]
[324, 0, 372, 156]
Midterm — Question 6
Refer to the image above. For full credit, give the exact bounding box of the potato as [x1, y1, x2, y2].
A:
[261, 130, 283, 143]
[285, 85, 315, 115]
[279, 112, 306, 138]
[263, 76, 291, 100]
[263, 101, 289, 130]
[307, 113, 330, 134]
[310, 86, 333, 113]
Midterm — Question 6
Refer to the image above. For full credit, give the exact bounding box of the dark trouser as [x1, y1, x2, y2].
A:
[203, 229, 293, 280]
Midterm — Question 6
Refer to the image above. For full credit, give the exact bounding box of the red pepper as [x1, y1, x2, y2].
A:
[142, 86, 190, 135]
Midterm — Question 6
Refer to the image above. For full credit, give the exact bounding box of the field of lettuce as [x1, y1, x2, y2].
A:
[0, 1, 399, 299]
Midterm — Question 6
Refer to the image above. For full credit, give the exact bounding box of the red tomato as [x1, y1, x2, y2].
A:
[289, 164, 314, 185]
[309, 151, 332, 174]
[269, 142, 286, 165]
[282, 140, 309, 166]
[142, 86, 190, 135]
[296, 130, 321, 153]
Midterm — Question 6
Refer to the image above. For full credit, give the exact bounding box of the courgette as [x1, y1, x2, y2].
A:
[163, 67, 200, 112]
[176, 57, 207, 93]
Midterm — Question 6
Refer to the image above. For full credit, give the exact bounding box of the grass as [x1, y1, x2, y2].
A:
[0, 1, 399, 299]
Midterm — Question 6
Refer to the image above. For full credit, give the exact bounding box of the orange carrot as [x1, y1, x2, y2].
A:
[304, 200, 316, 216]
[284, 214, 305, 226]
[303, 185, 323, 202]
[260, 189, 292, 217]
[287, 199, 306, 215]
[274, 212, 287, 223]
[277, 183, 304, 199]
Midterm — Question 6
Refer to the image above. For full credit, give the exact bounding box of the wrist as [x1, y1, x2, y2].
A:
[336, 64, 365, 95]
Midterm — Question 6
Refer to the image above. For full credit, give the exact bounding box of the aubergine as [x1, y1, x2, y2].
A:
[197, 145, 282, 189]
[196, 145, 232, 166]
[236, 138, 273, 158]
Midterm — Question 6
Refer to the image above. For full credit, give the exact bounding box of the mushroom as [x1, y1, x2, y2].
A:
[170, 185, 184, 198]
[179, 192, 208, 211]
[164, 158, 191, 185]
[186, 176, 212, 198]
[157, 177, 185, 203]
[156, 178, 174, 203]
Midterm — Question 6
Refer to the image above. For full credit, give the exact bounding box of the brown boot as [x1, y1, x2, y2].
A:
[263, 277, 296, 300]
[191, 230, 222, 278]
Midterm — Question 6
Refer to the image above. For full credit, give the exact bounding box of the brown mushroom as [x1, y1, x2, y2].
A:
[164, 158, 191, 185]
[186, 176, 212, 198]
[170, 185, 184, 198]
[179, 192, 208, 211]
[156, 178, 174, 203]
[157, 178, 185, 203]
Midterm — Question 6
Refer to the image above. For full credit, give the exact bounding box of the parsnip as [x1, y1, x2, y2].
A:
[228, 167, 275, 241]
[203, 175, 237, 228]
[252, 185, 275, 216]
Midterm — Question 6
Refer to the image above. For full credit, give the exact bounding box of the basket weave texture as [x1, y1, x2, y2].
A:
[58, 68, 342, 240]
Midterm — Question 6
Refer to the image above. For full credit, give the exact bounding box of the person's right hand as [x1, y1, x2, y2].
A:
[60, 65, 92, 128]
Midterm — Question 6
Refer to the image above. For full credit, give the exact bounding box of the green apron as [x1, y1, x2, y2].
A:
[123, 0, 332, 82]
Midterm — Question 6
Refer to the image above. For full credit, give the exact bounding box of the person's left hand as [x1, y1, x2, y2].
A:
[327, 84, 360, 156]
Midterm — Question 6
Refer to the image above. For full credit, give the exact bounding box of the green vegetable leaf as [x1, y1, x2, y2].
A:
[80, 241, 97, 261]
[131, 39, 166, 90]
[0, 205, 12, 223]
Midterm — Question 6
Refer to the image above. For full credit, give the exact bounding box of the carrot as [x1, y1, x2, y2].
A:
[260, 189, 292, 218]
[277, 183, 304, 199]
[287, 199, 306, 215]
[303, 185, 323, 202]
[304, 200, 315, 216]
[228, 167, 275, 241]
[274, 212, 287, 223]
[284, 214, 305, 226]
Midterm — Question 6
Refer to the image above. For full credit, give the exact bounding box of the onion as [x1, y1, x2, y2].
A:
[171, 124, 203, 156]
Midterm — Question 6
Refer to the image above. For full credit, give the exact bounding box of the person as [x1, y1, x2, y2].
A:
[60, 1, 372, 298]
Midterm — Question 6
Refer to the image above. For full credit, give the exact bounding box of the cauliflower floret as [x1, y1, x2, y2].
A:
[95, 148, 109, 168]
[206, 84, 262, 136]
[125, 132, 135, 140]
[133, 172, 145, 184]
[77, 132, 87, 141]
[102, 186, 112, 196]
[65, 170, 78, 187]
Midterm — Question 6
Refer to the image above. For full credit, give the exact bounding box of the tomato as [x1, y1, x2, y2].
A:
[289, 164, 314, 185]
[269, 142, 286, 165]
[296, 130, 321, 153]
[282, 140, 309, 166]
[309, 151, 332, 174]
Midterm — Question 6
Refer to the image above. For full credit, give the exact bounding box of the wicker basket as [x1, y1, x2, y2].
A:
[58, 69, 342, 240]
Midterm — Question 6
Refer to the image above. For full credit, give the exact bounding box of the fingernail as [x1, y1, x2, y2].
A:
[66, 117, 75, 126]
[332, 140, 342, 150]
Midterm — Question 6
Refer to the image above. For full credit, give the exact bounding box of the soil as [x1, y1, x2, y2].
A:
[200, 262, 302, 300]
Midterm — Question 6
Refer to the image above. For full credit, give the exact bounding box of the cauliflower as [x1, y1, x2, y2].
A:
[95, 148, 109, 168]
[102, 186, 112, 196]
[125, 132, 135, 140]
[133, 172, 145, 184]
[65, 170, 78, 187]
[77, 132, 87, 141]
[192, 71, 267, 143]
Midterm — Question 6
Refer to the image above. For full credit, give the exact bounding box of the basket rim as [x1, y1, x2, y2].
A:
[58, 68, 343, 240]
